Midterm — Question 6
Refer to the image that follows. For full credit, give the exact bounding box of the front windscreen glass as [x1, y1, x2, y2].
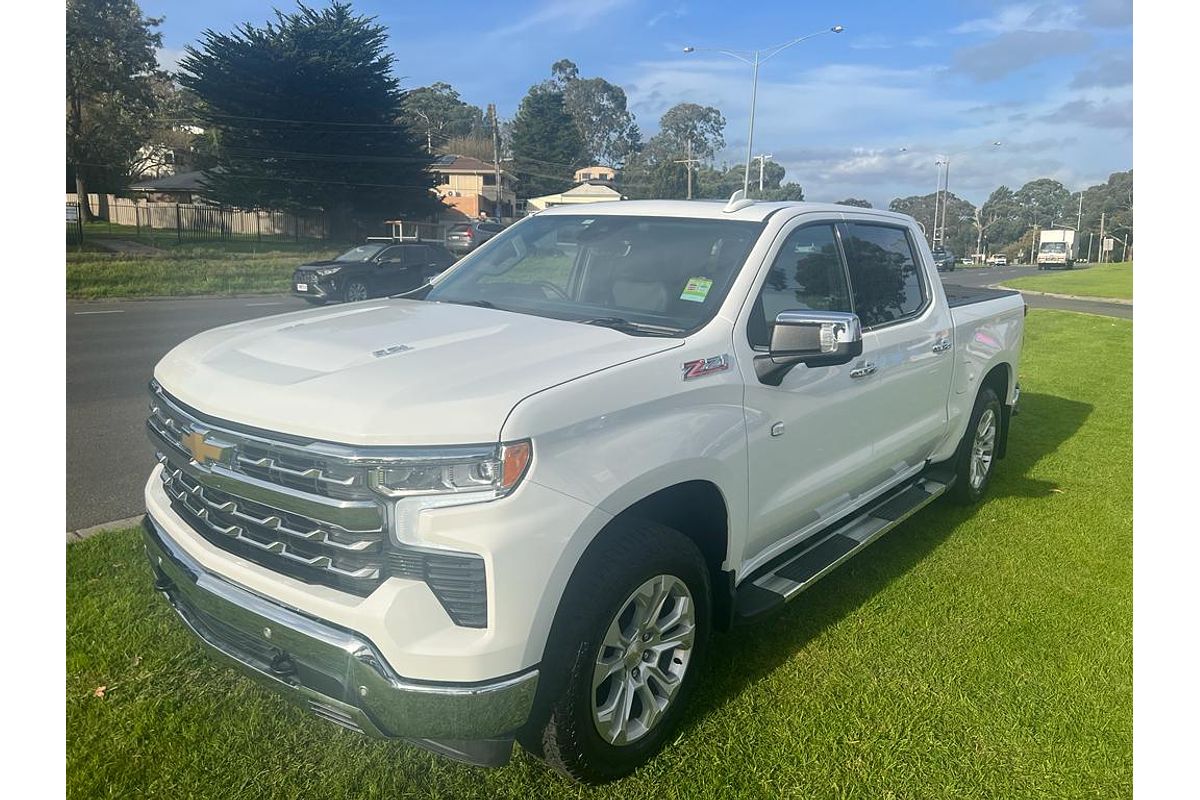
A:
[335, 244, 387, 262]
[424, 214, 762, 334]
[1040, 242, 1067, 253]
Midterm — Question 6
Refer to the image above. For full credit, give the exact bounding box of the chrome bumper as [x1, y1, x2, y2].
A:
[142, 513, 538, 761]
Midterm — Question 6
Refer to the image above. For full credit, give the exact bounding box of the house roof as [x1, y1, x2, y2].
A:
[430, 154, 506, 175]
[128, 170, 212, 192]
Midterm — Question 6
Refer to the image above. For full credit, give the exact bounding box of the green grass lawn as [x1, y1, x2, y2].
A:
[66, 309, 1131, 799]
[66, 247, 340, 299]
[1006, 261, 1132, 300]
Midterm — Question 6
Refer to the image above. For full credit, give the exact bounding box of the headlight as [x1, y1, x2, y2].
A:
[313, 266, 343, 276]
[368, 440, 531, 499]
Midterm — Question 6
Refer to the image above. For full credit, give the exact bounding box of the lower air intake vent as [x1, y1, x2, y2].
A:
[389, 547, 487, 628]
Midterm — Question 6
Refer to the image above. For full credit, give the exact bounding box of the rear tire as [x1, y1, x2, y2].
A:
[950, 386, 1002, 505]
[519, 520, 711, 783]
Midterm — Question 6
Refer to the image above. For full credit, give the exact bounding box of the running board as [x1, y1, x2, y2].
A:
[734, 471, 953, 622]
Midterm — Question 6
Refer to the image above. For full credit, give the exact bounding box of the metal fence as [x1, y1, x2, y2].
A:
[68, 199, 330, 245]
[66, 202, 83, 244]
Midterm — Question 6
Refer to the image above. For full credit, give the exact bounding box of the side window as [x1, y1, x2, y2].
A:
[748, 224, 850, 348]
[843, 223, 925, 328]
[377, 246, 406, 264]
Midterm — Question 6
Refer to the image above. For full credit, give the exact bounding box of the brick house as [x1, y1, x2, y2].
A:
[430, 155, 517, 222]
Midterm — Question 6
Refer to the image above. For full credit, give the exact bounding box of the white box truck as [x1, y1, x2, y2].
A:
[1037, 229, 1077, 270]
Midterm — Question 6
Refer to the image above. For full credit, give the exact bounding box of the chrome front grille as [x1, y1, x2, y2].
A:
[147, 384, 389, 595]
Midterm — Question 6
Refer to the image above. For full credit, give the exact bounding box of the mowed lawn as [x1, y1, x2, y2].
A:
[66, 309, 1132, 799]
[1006, 261, 1132, 300]
[66, 245, 340, 299]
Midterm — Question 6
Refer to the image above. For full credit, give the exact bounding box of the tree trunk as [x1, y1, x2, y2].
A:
[75, 173, 95, 221]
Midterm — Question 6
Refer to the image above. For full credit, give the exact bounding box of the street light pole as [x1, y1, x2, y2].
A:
[754, 153, 773, 194]
[684, 26, 844, 198]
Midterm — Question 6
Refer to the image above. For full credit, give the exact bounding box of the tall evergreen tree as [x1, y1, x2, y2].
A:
[179, 2, 436, 233]
[510, 86, 586, 197]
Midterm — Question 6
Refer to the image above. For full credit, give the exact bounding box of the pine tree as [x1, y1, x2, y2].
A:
[510, 86, 586, 198]
[179, 2, 437, 235]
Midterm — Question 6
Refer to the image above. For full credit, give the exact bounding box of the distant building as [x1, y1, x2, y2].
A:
[526, 180, 625, 212]
[430, 154, 517, 221]
[573, 165, 616, 183]
[127, 170, 212, 204]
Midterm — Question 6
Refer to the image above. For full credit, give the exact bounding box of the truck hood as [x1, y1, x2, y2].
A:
[154, 299, 681, 445]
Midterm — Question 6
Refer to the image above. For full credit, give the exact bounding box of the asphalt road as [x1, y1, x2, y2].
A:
[66, 295, 310, 531]
[938, 263, 1133, 319]
[65, 269, 1132, 532]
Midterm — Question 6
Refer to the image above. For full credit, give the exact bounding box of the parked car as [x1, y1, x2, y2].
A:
[145, 199, 1024, 782]
[931, 247, 956, 272]
[445, 220, 505, 255]
[292, 240, 455, 304]
[961, 257, 974, 266]
[988, 253, 1008, 266]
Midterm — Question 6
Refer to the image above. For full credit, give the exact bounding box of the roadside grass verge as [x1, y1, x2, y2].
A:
[66, 309, 1131, 799]
[76, 220, 337, 255]
[1005, 261, 1132, 300]
[66, 247, 339, 299]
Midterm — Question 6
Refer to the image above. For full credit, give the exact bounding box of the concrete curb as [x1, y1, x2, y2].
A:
[67, 514, 144, 545]
[991, 284, 1133, 306]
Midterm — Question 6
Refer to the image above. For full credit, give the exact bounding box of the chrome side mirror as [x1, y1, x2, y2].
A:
[755, 310, 863, 385]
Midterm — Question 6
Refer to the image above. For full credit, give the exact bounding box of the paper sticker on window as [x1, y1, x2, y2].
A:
[680, 277, 713, 303]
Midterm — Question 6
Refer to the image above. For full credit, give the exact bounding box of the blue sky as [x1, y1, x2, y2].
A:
[148, 0, 1132, 207]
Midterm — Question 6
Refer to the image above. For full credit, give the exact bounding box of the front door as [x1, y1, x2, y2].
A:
[737, 220, 883, 569]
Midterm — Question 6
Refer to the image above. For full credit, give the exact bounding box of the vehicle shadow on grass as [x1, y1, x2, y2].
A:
[678, 391, 1093, 734]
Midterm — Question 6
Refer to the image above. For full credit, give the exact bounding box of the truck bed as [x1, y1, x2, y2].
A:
[942, 284, 1021, 309]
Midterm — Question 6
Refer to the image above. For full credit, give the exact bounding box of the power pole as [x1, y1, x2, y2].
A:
[673, 139, 701, 200]
[1088, 232, 1095, 263]
[753, 153, 773, 194]
[488, 104, 502, 220]
[1076, 192, 1083, 233]
[1099, 211, 1106, 263]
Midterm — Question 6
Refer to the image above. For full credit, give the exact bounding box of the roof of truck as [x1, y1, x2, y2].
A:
[534, 199, 915, 224]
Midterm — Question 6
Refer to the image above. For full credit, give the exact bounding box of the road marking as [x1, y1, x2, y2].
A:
[73, 310, 125, 315]
[246, 302, 284, 307]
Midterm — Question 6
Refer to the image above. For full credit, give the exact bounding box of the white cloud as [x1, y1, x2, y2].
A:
[951, 3, 1083, 35]
[488, 0, 635, 38]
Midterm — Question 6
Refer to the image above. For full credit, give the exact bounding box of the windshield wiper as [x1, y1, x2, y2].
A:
[576, 317, 681, 336]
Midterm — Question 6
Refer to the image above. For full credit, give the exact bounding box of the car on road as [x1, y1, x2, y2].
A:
[931, 247, 956, 272]
[445, 220, 505, 255]
[292, 240, 455, 304]
[961, 257, 974, 266]
[145, 198, 1024, 782]
[988, 253, 1008, 266]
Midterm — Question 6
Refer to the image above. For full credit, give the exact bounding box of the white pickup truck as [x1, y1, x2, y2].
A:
[143, 197, 1024, 782]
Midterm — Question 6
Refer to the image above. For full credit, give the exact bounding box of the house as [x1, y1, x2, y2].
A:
[526, 179, 626, 212]
[573, 165, 617, 183]
[430, 154, 517, 222]
[127, 169, 213, 204]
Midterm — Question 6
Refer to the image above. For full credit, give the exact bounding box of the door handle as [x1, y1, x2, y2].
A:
[850, 362, 877, 379]
[932, 337, 952, 353]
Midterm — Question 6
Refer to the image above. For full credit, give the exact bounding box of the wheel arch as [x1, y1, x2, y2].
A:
[980, 361, 1012, 458]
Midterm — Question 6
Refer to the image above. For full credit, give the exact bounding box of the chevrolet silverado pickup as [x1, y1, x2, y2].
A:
[143, 195, 1024, 783]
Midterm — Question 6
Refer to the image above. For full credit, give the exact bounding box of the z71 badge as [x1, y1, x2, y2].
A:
[682, 354, 731, 380]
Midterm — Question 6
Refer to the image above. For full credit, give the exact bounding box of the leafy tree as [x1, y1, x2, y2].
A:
[761, 183, 806, 202]
[179, 2, 437, 234]
[889, 192, 975, 256]
[441, 134, 495, 162]
[510, 85, 587, 196]
[1013, 177, 1071, 230]
[1077, 170, 1133, 246]
[549, 59, 642, 168]
[835, 198, 873, 208]
[656, 103, 726, 161]
[978, 185, 1024, 248]
[66, 0, 163, 218]
[403, 82, 485, 152]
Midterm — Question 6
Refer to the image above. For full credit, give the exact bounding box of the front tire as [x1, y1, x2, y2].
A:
[343, 279, 370, 302]
[950, 386, 1002, 504]
[521, 520, 711, 783]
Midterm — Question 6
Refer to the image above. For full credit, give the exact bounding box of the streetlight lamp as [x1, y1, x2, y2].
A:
[684, 25, 845, 197]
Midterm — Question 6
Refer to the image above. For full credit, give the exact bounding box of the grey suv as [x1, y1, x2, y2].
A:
[446, 220, 505, 255]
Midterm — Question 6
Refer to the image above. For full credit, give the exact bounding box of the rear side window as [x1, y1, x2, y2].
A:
[747, 224, 851, 348]
[843, 223, 926, 328]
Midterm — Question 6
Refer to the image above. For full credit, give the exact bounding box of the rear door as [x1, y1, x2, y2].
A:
[838, 219, 954, 476]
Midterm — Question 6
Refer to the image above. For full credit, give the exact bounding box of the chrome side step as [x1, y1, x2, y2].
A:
[734, 471, 953, 622]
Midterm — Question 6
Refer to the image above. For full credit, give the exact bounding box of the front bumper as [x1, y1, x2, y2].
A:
[142, 512, 538, 763]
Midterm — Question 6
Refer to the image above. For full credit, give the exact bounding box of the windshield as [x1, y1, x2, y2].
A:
[335, 244, 387, 262]
[1040, 242, 1067, 252]
[424, 214, 762, 333]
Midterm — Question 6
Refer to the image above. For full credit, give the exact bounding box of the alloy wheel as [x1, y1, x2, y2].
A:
[970, 408, 997, 489]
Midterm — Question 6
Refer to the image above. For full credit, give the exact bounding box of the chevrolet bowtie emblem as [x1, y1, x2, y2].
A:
[181, 431, 231, 465]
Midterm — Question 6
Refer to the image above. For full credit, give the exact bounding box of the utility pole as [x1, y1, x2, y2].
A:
[1076, 192, 1083, 233]
[1088, 231, 1094, 263]
[673, 139, 701, 200]
[488, 104, 502, 220]
[1099, 211, 1106, 263]
[1121, 234, 1128, 262]
[753, 153, 773, 194]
